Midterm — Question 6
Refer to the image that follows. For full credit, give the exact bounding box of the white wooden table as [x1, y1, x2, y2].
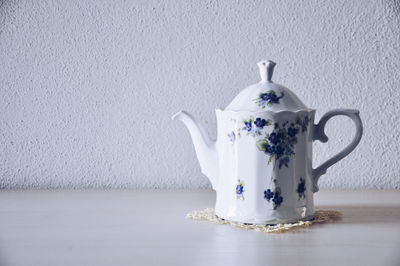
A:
[0, 190, 399, 266]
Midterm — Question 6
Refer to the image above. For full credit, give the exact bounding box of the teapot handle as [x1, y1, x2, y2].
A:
[311, 109, 363, 192]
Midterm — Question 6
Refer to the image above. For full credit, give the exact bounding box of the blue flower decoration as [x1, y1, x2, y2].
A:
[228, 131, 236, 142]
[288, 127, 298, 137]
[272, 194, 283, 208]
[264, 145, 275, 155]
[255, 90, 284, 108]
[236, 185, 243, 195]
[238, 117, 271, 137]
[297, 178, 306, 198]
[296, 116, 310, 132]
[257, 116, 309, 168]
[268, 132, 280, 145]
[254, 118, 267, 129]
[261, 93, 271, 101]
[236, 179, 245, 200]
[264, 187, 283, 209]
[264, 189, 274, 201]
[269, 94, 279, 103]
[275, 145, 284, 157]
[243, 121, 252, 132]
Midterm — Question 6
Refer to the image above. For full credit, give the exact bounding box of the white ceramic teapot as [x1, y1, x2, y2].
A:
[172, 60, 363, 224]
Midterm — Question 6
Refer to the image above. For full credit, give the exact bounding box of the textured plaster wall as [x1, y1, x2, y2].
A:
[0, 0, 399, 189]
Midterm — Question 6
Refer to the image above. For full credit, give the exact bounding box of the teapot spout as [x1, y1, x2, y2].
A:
[172, 111, 219, 188]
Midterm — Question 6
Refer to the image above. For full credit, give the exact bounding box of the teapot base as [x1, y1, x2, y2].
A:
[216, 213, 315, 225]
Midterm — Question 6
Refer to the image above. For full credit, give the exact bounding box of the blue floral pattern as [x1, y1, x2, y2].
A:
[228, 115, 310, 204]
[297, 177, 306, 199]
[264, 189, 274, 201]
[297, 116, 310, 133]
[235, 117, 272, 138]
[236, 179, 245, 200]
[254, 90, 284, 108]
[227, 131, 236, 142]
[229, 116, 309, 168]
[263, 187, 283, 209]
[254, 118, 268, 128]
[256, 116, 310, 168]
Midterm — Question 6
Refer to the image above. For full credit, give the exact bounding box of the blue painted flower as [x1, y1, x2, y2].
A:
[297, 178, 306, 198]
[288, 127, 298, 137]
[272, 194, 283, 207]
[297, 116, 310, 132]
[255, 91, 284, 108]
[228, 131, 236, 142]
[236, 179, 245, 200]
[275, 145, 284, 157]
[270, 94, 279, 103]
[254, 118, 267, 129]
[264, 145, 275, 155]
[301, 116, 310, 132]
[243, 121, 252, 132]
[238, 117, 272, 138]
[259, 91, 281, 104]
[264, 189, 274, 201]
[236, 185, 243, 195]
[257, 116, 309, 168]
[261, 93, 271, 101]
[277, 131, 285, 140]
[264, 187, 284, 209]
[268, 132, 280, 145]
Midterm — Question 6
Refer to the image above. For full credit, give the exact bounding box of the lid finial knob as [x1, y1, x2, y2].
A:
[257, 60, 276, 83]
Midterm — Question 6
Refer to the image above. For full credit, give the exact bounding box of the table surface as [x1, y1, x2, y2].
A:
[0, 190, 399, 266]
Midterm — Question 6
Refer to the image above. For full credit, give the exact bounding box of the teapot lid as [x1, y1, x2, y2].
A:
[225, 60, 308, 112]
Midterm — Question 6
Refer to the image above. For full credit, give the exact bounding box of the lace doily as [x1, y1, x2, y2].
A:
[186, 208, 342, 233]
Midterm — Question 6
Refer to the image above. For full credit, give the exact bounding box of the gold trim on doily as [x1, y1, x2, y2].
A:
[186, 208, 342, 233]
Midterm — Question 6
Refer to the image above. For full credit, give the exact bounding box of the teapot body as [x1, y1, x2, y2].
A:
[214, 109, 316, 224]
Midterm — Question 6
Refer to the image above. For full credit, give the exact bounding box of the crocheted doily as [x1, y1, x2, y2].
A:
[186, 208, 342, 233]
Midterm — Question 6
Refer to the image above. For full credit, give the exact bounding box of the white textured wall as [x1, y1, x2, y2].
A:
[0, 0, 399, 189]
